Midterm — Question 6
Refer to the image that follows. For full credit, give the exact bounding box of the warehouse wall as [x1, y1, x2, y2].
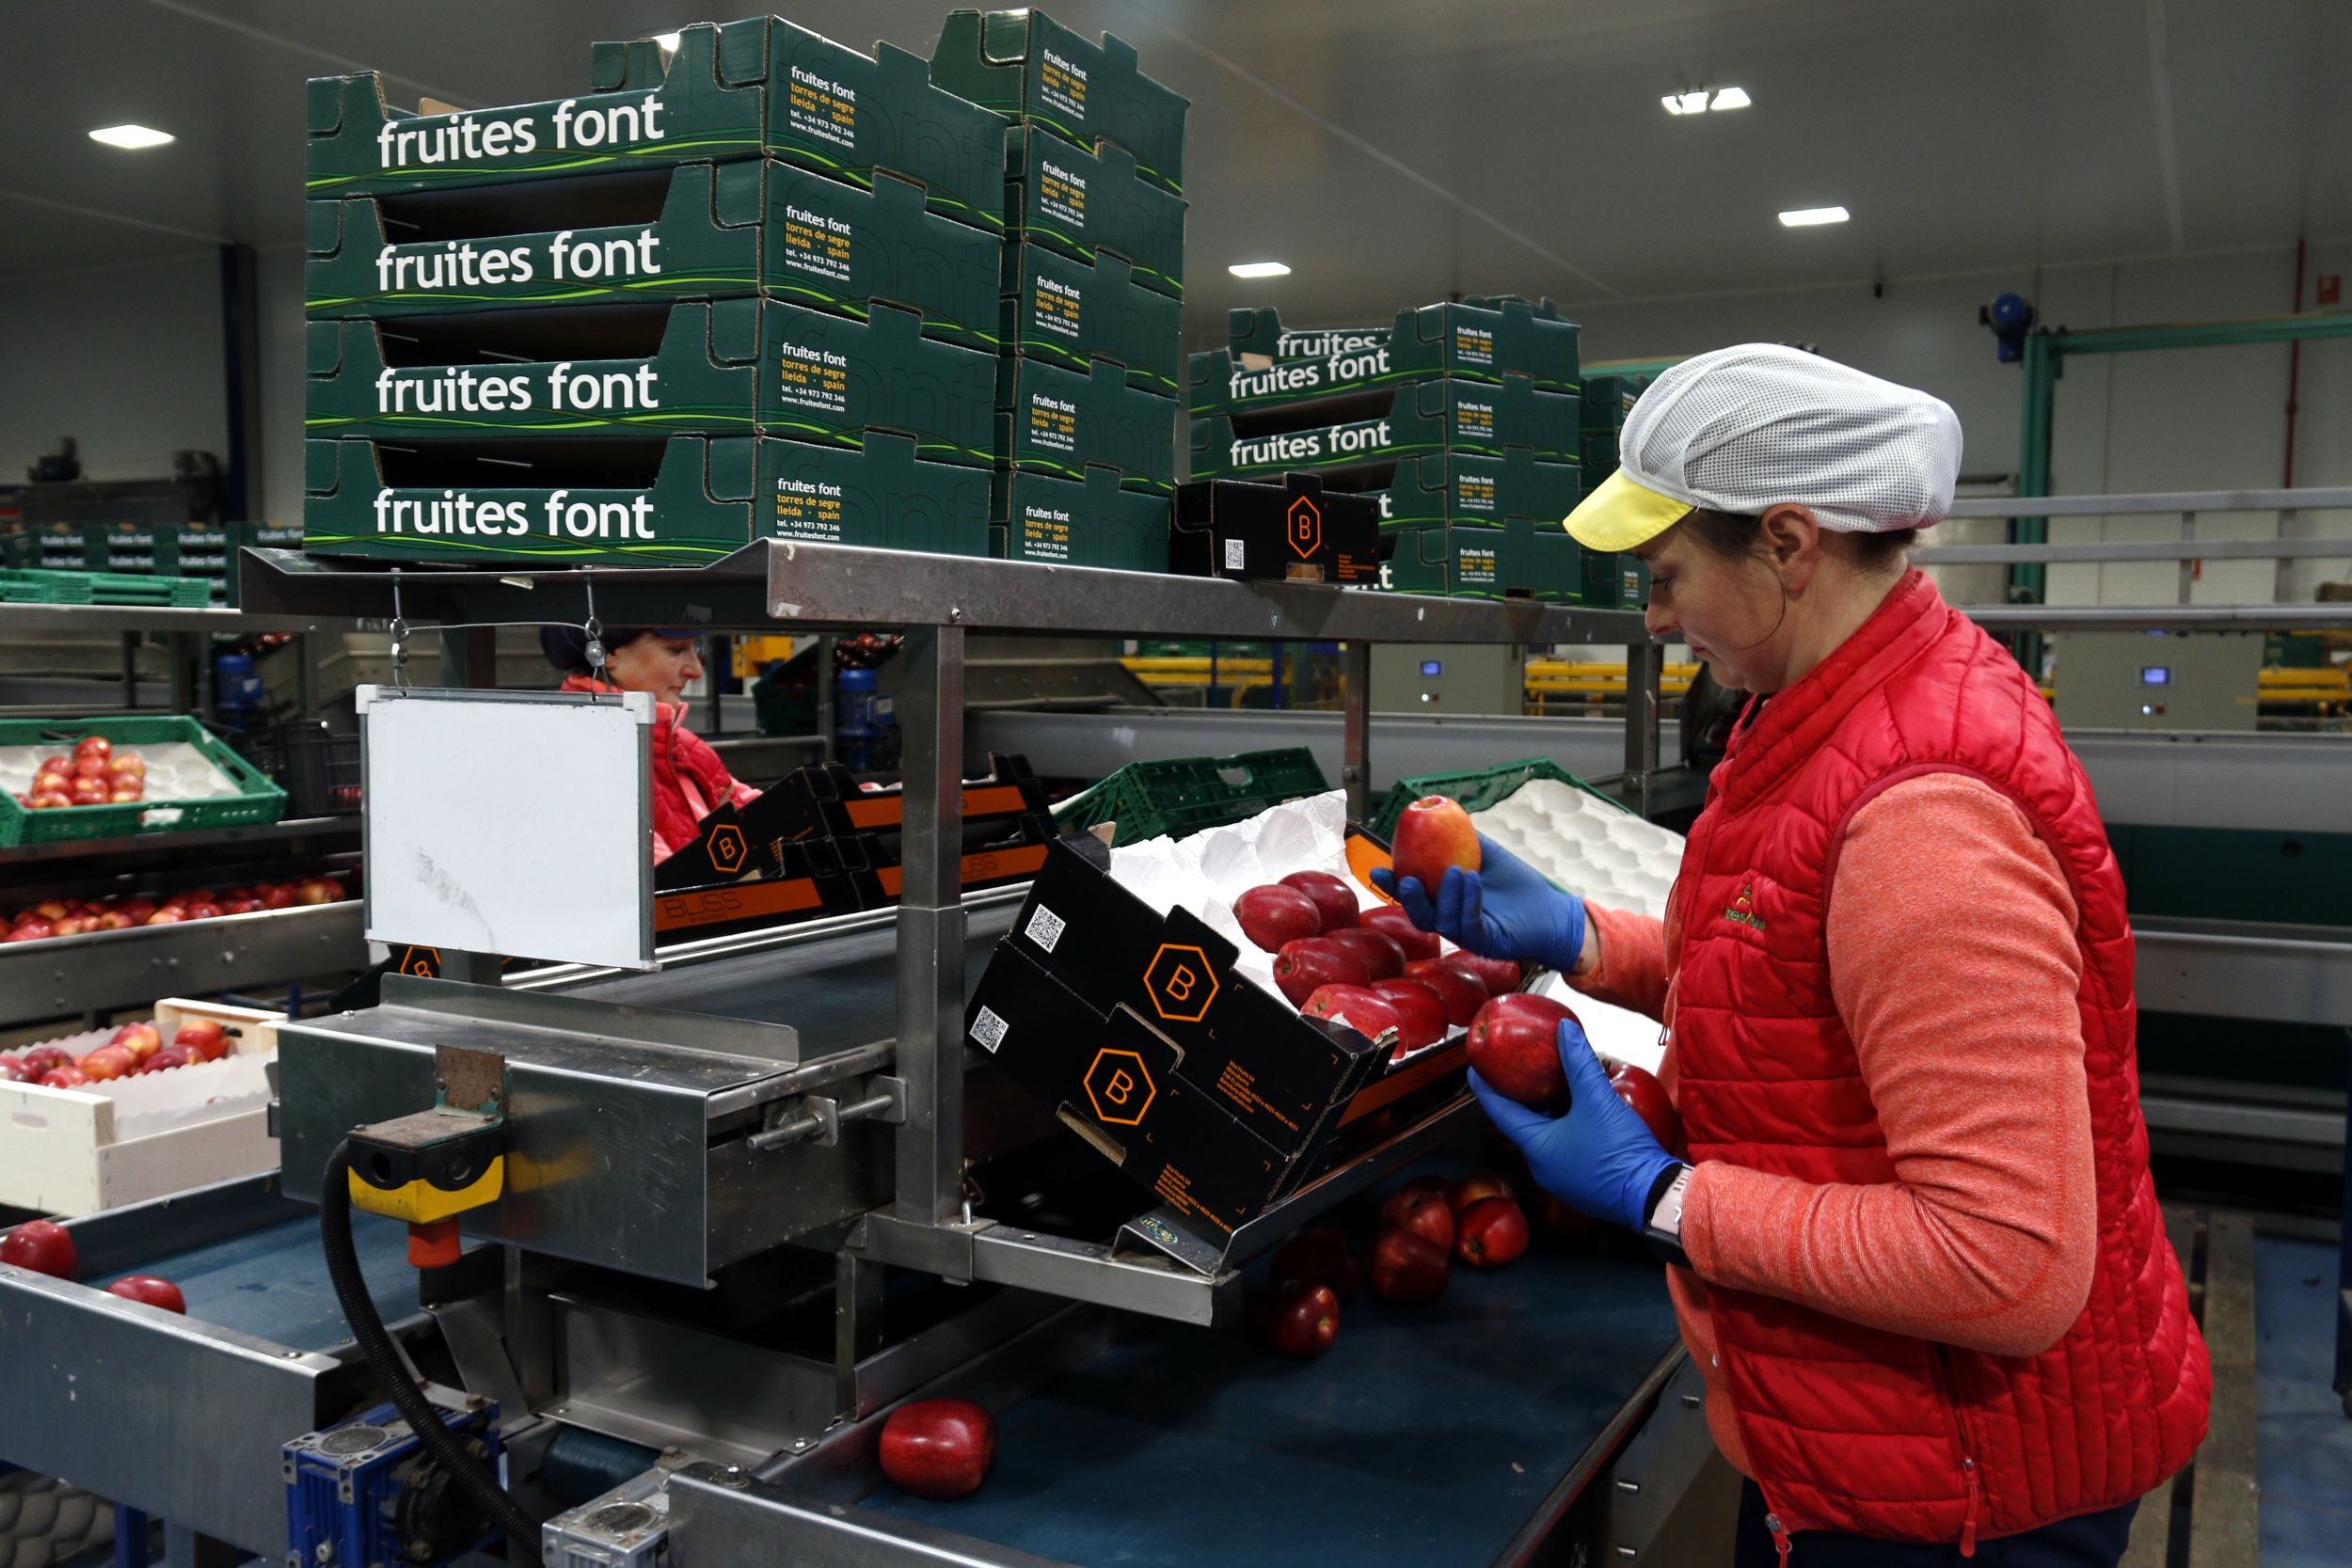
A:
[1569, 240, 2352, 605]
[0, 252, 230, 487]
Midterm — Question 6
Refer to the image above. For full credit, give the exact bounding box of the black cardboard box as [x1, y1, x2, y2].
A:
[1168, 474, 1379, 585]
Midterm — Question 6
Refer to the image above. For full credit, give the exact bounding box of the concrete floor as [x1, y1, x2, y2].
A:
[2256, 1236, 2352, 1568]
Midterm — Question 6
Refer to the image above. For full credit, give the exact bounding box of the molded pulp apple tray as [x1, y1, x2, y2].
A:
[963, 792, 1471, 1261]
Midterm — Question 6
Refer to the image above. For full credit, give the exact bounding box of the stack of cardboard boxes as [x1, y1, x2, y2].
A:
[930, 9, 1187, 572]
[302, 19, 1016, 565]
[1574, 369, 1660, 608]
[1186, 296, 1618, 602]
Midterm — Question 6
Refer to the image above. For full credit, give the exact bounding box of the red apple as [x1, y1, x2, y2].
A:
[1609, 1063, 1678, 1150]
[294, 879, 342, 906]
[1379, 1184, 1455, 1252]
[107, 754, 146, 778]
[1271, 937, 1372, 1007]
[1369, 979, 1447, 1052]
[1403, 958, 1488, 1025]
[1252, 1277, 1340, 1359]
[145, 909, 186, 925]
[36, 753, 69, 773]
[18, 1046, 71, 1078]
[40, 1066, 93, 1088]
[103, 1275, 185, 1313]
[73, 736, 113, 762]
[1390, 796, 1479, 895]
[33, 770, 71, 798]
[1, 1220, 78, 1280]
[181, 903, 222, 921]
[223, 897, 263, 915]
[1301, 985, 1401, 1046]
[70, 779, 109, 805]
[174, 1020, 230, 1062]
[1324, 927, 1406, 982]
[878, 1399, 997, 1500]
[0, 1055, 26, 1084]
[93, 912, 131, 931]
[1449, 1171, 1517, 1214]
[32, 900, 72, 922]
[1454, 953, 1526, 995]
[1269, 1227, 1359, 1304]
[1232, 883, 1323, 952]
[1454, 1196, 1531, 1269]
[1468, 993, 1579, 1111]
[31, 792, 75, 812]
[7, 919, 56, 942]
[72, 754, 109, 780]
[51, 916, 91, 938]
[137, 1047, 195, 1073]
[116, 898, 155, 925]
[109, 787, 142, 804]
[77, 1046, 136, 1082]
[1361, 906, 1440, 962]
[108, 1022, 162, 1062]
[1367, 1227, 1451, 1305]
[1279, 870, 1359, 931]
[259, 884, 296, 910]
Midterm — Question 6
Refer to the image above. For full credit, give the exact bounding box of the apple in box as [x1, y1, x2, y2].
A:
[1301, 985, 1400, 1047]
[1271, 937, 1371, 1006]
[174, 1020, 230, 1063]
[1323, 927, 1405, 982]
[1279, 870, 1359, 930]
[1360, 906, 1439, 961]
[1232, 884, 1321, 953]
[1403, 958, 1487, 1025]
[1369, 978, 1447, 1052]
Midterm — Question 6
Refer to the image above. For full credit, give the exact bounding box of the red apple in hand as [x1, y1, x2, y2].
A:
[1269, 1227, 1359, 1304]
[174, 1020, 230, 1063]
[1324, 927, 1405, 982]
[1390, 797, 1479, 895]
[1379, 1183, 1455, 1252]
[1361, 906, 1440, 962]
[1609, 1063, 1678, 1150]
[1449, 1170, 1517, 1214]
[1253, 1277, 1341, 1358]
[1302, 985, 1401, 1046]
[1454, 1196, 1531, 1268]
[1468, 994, 1579, 1111]
[1272, 938, 1371, 1006]
[1367, 1227, 1451, 1305]
[104, 1275, 185, 1313]
[1232, 884, 1323, 952]
[1370, 979, 1447, 1052]
[1454, 953, 1526, 995]
[1403, 958, 1487, 1025]
[1, 1220, 78, 1279]
[1279, 870, 1359, 930]
[879, 1399, 997, 1500]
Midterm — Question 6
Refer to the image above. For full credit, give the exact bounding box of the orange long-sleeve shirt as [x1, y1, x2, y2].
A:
[1575, 772, 2098, 1477]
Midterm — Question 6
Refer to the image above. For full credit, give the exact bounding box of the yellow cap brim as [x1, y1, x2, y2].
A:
[1563, 467, 1694, 551]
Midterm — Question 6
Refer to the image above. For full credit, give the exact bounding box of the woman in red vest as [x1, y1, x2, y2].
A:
[1379, 346, 2208, 1565]
[540, 626, 757, 863]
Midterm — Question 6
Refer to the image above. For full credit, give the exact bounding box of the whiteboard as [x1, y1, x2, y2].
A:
[358, 685, 656, 971]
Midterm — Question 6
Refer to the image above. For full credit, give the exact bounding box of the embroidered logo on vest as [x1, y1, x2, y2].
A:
[1723, 883, 1766, 931]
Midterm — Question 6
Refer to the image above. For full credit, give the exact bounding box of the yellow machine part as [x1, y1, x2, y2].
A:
[347, 1155, 506, 1225]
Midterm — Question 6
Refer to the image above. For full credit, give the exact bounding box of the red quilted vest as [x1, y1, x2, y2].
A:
[1670, 570, 2209, 1548]
[560, 675, 743, 859]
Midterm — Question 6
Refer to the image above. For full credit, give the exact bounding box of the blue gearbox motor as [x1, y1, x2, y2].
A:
[284, 1396, 502, 1568]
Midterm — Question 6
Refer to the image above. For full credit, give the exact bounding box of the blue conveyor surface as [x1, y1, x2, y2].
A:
[116, 1208, 421, 1352]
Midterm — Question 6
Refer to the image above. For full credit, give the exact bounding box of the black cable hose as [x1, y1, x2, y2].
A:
[319, 1138, 541, 1553]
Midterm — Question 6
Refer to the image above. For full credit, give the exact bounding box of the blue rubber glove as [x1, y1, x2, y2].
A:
[1471, 1020, 1677, 1234]
[1370, 833, 1587, 975]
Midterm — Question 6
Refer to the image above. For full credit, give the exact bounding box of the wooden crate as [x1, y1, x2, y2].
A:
[0, 999, 281, 1216]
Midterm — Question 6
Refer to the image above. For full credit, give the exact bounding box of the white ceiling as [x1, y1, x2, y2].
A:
[2, 0, 2348, 338]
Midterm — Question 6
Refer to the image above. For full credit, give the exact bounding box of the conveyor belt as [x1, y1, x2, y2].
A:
[870, 1234, 1679, 1568]
[566, 906, 1019, 1048]
[123, 1209, 420, 1353]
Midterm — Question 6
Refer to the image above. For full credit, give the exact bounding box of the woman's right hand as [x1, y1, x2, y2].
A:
[1370, 833, 1590, 976]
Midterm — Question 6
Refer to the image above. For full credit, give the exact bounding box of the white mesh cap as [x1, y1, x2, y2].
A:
[1565, 344, 1963, 549]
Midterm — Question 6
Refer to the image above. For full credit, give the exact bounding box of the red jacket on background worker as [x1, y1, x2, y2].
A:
[540, 626, 757, 862]
[1379, 346, 2208, 1568]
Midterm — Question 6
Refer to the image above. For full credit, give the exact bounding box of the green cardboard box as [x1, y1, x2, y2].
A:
[306, 160, 1003, 353]
[1378, 515, 1581, 603]
[1188, 377, 1576, 479]
[1195, 297, 1580, 416]
[303, 432, 989, 566]
[1581, 371, 1653, 432]
[1001, 240, 1180, 397]
[1311, 448, 1580, 535]
[305, 21, 1008, 235]
[1004, 126, 1184, 300]
[305, 297, 995, 467]
[930, 8, 1188, 195]
[997, 355, 1177, 493]
[991, 467, 1170, 571]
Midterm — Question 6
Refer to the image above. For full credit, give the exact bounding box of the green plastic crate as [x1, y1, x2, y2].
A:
[0, 568, 213, 607]
[1054, 746, 1328, 846]
[0, 717, 288, 847]
[1371, 756, 1631, 839]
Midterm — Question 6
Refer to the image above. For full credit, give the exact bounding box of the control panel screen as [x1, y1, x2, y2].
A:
[1420, 659, 1442, 677]
[2138, 666, 2171, 687]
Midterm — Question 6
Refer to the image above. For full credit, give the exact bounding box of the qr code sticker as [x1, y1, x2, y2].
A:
[1025, 904, 1067, 953]
[1223, 538, 1247, 570]
[971, 1006, 1009, 1053]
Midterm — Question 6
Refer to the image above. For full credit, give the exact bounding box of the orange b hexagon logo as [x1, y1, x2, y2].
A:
[1287, 496, 1323, 559]
[707, 822, 748, 876]
[1143, 943, 1218, 1022]
[1084, 1049, 1155, 1125]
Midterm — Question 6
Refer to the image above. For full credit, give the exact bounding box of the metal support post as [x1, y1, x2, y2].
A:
[168, 633, 197, 715]
[1623, 643, 1663, 819]
[1341, 641, 1372, 820]
[2177, 512, 2196, 606]
[895, 624, 966, 1225]
[119, 633, 137, 709]
[834, 1252, 886, 1418]
[706, 634, 728, 733]
[2011, 331, 2058, 675]
[814, 635, 837, 763]
[2276, 510, 2302, 605]
[2338, 1053, 2352, 1409]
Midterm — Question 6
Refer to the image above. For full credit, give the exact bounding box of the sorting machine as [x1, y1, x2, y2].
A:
[0, 545, 1711, 1568]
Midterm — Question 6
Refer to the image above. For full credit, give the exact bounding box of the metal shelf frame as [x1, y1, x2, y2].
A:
[0, 901, 365, 1027]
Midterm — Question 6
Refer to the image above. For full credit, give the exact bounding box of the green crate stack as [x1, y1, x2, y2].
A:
[930, 8, 1186, 574]
[1187, 295, 1602, 600]
[1369, 756, 1630, 840]
[302, 18, 1019, 567]
[0, 716, 286, 847]
[1052, 746, 1326, 845]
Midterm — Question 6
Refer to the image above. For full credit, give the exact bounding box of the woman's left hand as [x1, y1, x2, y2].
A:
[1472, 1020, 1679, 1234]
